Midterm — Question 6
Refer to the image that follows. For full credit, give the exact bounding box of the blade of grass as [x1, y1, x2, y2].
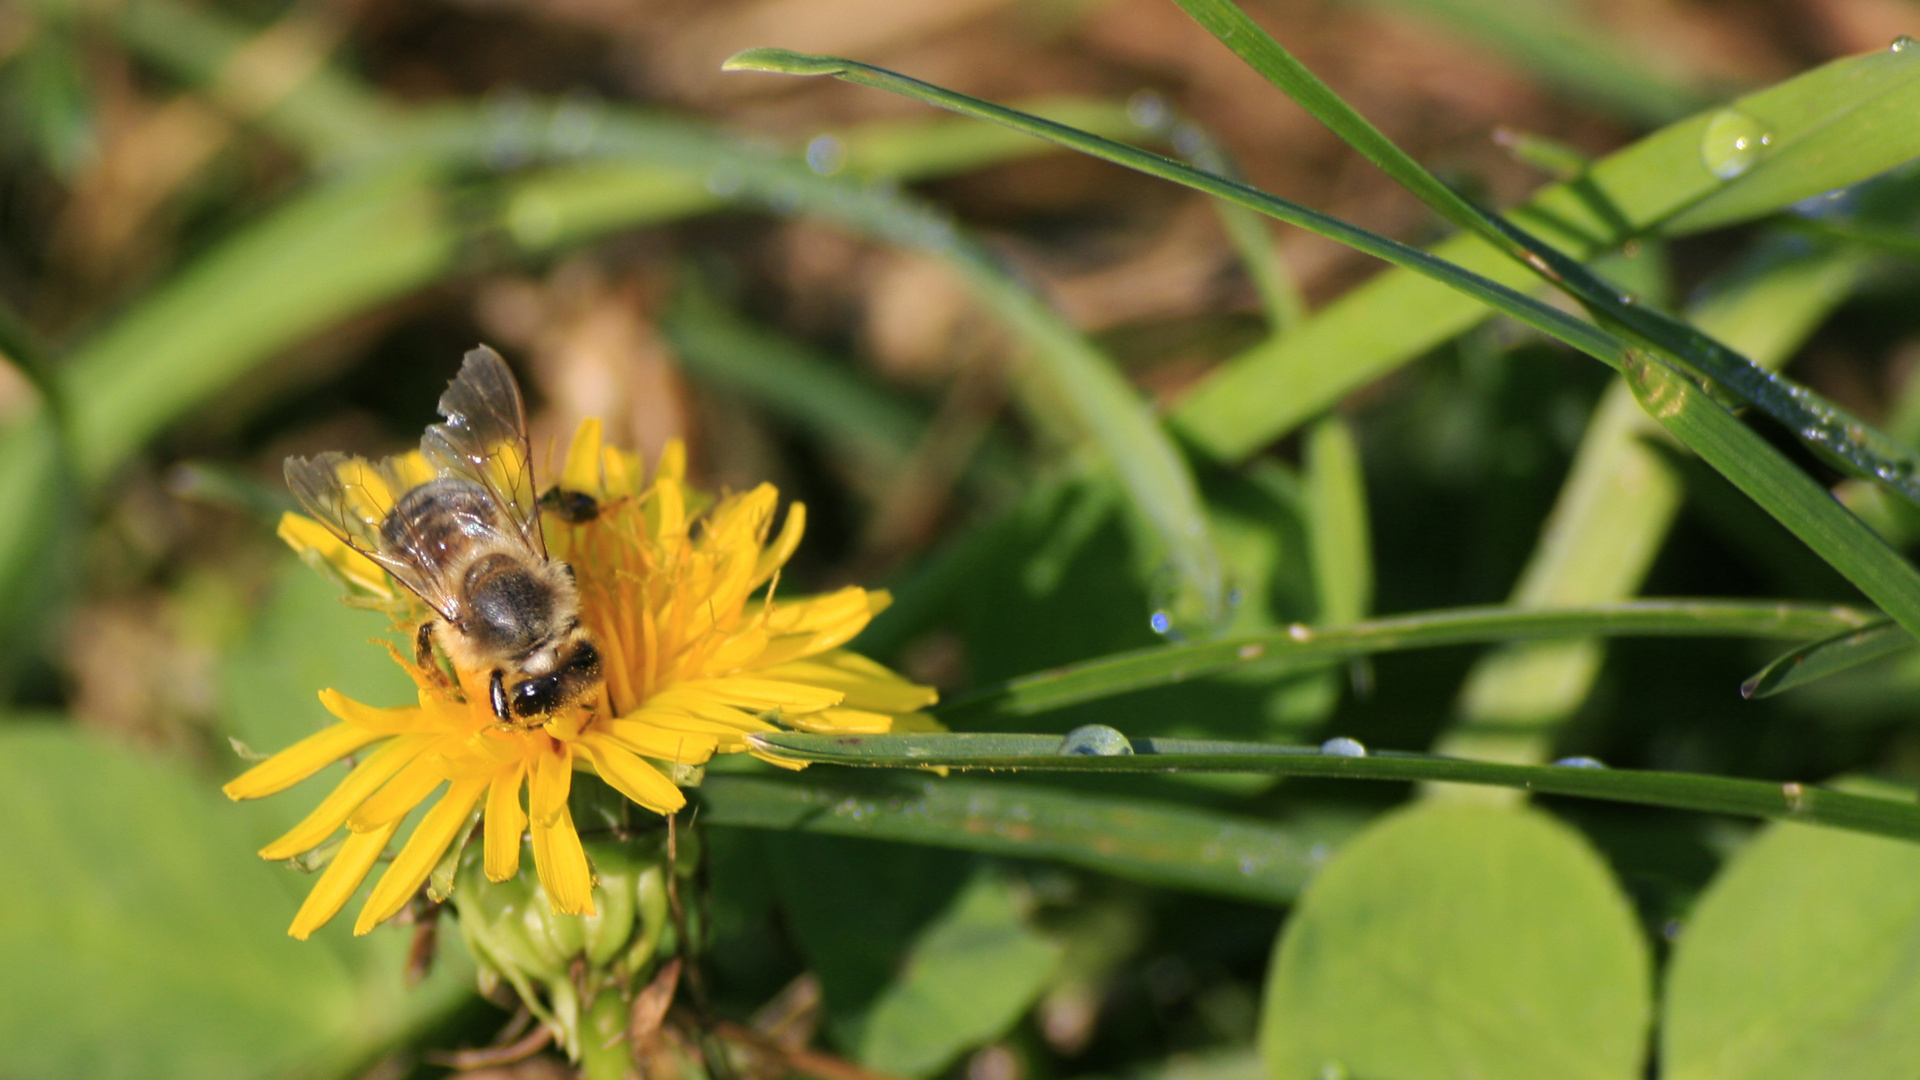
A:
[63, 164, 456, 483]
[1742, 620, 1914, 699]
[1438, 241, 1874, 767]
[1358, 0, 1712, 125]
[662, 281, 1020, 497]
[1623, 351, 1920, 640]
[1158, 114, 1308, 333]
[745, 732, 1920, 844]
[1167, 0, 1920, 504]
[1173, 45, 1920, 459]
[1303, 415, 1372, 626]
[697, 772, 1353, 904]
[722, 48, 1630, 377]
[934, 600, 1872, 726]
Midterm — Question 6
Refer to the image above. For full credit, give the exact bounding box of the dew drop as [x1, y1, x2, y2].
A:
[1782, 781, 1807, 812]
[1553, 756, 1607, 769]
[705, 165, 745, 197]
[1237, 855, 1256, 876]
[1126, 89, 1170, 132]
[1320, 736, 1367, 758]
[1894, 35, 1917, 52]
[1700, 109, 1773, 180]
[1171, 123, 1207, 158]
[1149, 611, 1173, 635]
[1059, 725, 1134, 756]
[806, 135, 846, 176]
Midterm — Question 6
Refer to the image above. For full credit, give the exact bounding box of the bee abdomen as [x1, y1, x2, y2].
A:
[383, 478, 510, 569]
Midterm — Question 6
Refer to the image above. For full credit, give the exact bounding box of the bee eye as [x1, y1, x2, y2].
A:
[510, 676, 561, 718]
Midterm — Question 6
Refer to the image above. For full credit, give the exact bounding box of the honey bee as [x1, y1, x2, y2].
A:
[285, 346, 601, 726]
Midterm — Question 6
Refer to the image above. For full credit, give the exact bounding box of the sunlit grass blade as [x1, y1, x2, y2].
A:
[727, 46, 1920, 516]
[720, 49, 1629, 370]
[1742, 620, 1914, 700]
[62, 165, 455, 484]
[1303, 415, 1372, 625]
[1362, 0, 1710, 124]
[1169, 0, 1920, 504]
[1173, 46, 1920, 460]
[1622, 353, 1920, 639]
[698, 772, 1352, 904]
[1439, 242, 1874, 765]
[746, 732, 1920, 843]
[935, 601, 1872, 725]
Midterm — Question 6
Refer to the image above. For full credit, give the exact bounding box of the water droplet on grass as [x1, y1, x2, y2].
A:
[1700, 110, 1773, 179]
[1149, 611, 1172, 635]
[1126, 90, 1170, 132]
[1893, 35, 1916, 52]
[1553, 756, 1607, 769]
[806, 135, 846, 176]
[1320, 736, 1366, 758]
[1059, 725, 1134, 756]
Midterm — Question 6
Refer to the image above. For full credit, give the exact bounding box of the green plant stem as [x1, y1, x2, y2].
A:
[935, 600, 1873, 724]
[577, 991, 634, 1080]
[746, 733, 1920, 843]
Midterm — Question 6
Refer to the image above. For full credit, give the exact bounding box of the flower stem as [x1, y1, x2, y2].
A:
[577, 990, 634, 1080]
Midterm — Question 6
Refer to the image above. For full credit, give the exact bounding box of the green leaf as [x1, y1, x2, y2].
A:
[1741, 620, 1914, 699]
[745, 732, 1920, 842]
[1259, 804, 1650, 1080]
[0, 724, 467, 1080]
[699, 772, 1354, 904]
[219, 557, 416, 835]
[1621, 352, 1920, 640]
[937, 600, 1872, 725]
[1663, 808, 1920, 1080]
[766, 835, 972, 1046]
[858, 870, 1063, 1077]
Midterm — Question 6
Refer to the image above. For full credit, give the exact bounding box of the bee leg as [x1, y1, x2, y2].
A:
[414, 622, 451, 686]
[489, 669, 511, 722]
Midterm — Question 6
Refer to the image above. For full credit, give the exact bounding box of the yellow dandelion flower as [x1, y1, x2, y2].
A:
[225, 419, 936, 940]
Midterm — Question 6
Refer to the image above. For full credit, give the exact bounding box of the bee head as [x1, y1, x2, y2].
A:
[494, 638, 602, 722]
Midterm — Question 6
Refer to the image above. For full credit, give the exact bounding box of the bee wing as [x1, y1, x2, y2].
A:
[284, 451, 465, 621]
[419, 345, 546, 559]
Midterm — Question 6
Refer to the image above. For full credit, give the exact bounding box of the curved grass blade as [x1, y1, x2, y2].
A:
[1168, 0, 1920, 504]
[936, 600, 1873, 724]
[1742, 620, 1915, 700]
[727, 47, 1920, 516]
[697, 772, 1352, 904]
[1438, 241, 1873, 768]
[746, 732, 1920, 844]
[721, 49, 1628, 369]
[1623, 352, 1920, 640]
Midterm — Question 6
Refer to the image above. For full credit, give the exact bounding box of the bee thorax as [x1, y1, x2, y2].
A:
[463, 552, 568, 656]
